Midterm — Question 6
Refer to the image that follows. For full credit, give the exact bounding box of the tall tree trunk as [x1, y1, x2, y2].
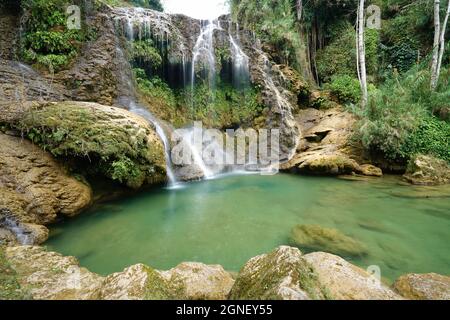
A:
[296, 0, 303, 21]
[357, 0, 368, 107]
[431, 0, 441, 90]
[436, 0, 450, 89]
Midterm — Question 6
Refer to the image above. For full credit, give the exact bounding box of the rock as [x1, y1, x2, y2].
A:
[289, 224, 368, 257]
[159, 262, 235, 300]
[403, 154, 450, 186]
[359, 164, 383, 177]
[229, 246, 329, 300]
[303, 252, 403, 300]
[281, 107, 372, 176]
[393, 273, 450, 300]
[101, 264, 174, 300]
[0, 134, 92, 245]
[102, 262, 234, 300]
[4, 246, 103, 300]
[1, 101, 167, 189]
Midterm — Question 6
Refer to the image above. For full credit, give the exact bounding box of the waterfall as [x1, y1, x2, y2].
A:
[191, 20, 221, 91]
[229, 34, 250, 89]
[128, 101, 177, 185]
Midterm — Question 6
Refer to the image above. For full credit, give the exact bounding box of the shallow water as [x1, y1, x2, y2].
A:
[46, 174, 450, 282]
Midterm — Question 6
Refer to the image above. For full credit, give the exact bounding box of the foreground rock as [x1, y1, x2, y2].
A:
[403, 154, 450, 186]
[4, 246, 103, 300]
[281, 107, 380, 176]
[0, 134, 92, 245]
[1, 101, 167, 189]
[3, 246, 234, 300]
[289, 224, 368, 257]
[303, 252, 403, 300]
[393, 273, 450, 300]
[229, 246, 329, 300]
[102, 262, 234, 300]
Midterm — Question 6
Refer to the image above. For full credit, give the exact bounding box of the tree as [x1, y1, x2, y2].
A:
[296, 0, 303, 21]
[356, 0, 368, 107]
[431, 0, 450, 90]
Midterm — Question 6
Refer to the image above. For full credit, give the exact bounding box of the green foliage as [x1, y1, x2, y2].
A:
[401, 117, 450, 163]
[356, 66, 450, 163]
[316, 23, 380, 82]
[326, 75, 361, 104]
[110, 157, 143, 186]
[20, 0, 93, 72]
[134, 68, 177, 107]
[131, 40, 162, 67]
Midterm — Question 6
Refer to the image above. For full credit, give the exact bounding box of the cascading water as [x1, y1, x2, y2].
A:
[191, 20, 221, 91]
[127, 102, 177, 185]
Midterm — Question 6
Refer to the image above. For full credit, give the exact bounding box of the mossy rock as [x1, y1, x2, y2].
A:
[229, 246, 330, 300]
[4, 101, 167, 189]
[289, 224, 368, 257]
[0, 246, 31, 300]
[403, 154, 450, 186]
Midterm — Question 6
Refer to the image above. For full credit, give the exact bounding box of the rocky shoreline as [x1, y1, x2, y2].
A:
[1, 245, 449, 300]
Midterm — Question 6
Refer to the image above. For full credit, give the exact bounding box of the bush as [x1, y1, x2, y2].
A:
[327, 75, 361, 104]
[131, 40, 162, 67]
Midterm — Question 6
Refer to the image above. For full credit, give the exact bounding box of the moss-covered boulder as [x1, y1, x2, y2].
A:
[403, 154, 450, 186]
[303, 252, 403, 300]
[289, 224, 368, 257]
[229, 246, 330, 300]
[1, 101, 167, 189]
[393, 273, 450, 300]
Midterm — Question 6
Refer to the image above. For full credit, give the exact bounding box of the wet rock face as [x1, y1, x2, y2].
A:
[303, 252, 403, 300]
[289, 224, 368, 257]
[403, 154, 450, 186]
[0, 134, 92, 245]
[229, 246, 329, 300]
[393, 273, 450, 300]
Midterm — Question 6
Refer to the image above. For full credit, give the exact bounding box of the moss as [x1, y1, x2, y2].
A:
[230, 248, 330, 300]
[0, 246, 31, 300]
[143, 266, 177, 300]
[12, 102, 165, 189]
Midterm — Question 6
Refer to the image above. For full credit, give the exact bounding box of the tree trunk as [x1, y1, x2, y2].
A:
[357, 0, 368, 107]
[436, 0, 450, 89]
[296, 0, 303, 21]
[431, 0, 441, 90]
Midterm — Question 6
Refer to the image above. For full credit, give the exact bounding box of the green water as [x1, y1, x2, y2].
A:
[46, 174, 450, 282]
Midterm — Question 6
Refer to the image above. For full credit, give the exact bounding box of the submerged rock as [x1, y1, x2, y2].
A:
[403, 154, 450, 186]
[303, 252, 403, 300]
[229, 246, 329, 300]
[393, 273, 450, 300]
[289, 224, 368, 257]
[0, 134, 92, 245]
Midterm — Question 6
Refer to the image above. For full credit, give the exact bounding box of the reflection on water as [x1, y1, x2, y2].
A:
[46, 174, 450, 282]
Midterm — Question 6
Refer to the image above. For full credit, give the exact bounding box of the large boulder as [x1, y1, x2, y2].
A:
[403, 154, 450, 186]
[4, 246, 104, 300]
[303, 252, 403, 300]
[393, 273, 450, 300]
[0, 134, 92, 245]
[1, 101, 167, 189]
[289, 224, 368, 257]
[229, 246, 330, 300]
[281, 107, 378, 176]
[159, 262, 235, 300]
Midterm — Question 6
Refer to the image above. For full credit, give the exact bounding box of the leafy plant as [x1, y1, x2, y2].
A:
[326, 75, 361, 104]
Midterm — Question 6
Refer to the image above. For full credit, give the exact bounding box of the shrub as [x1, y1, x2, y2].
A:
[131, 40, 162, 67]
[327, 75, 361, 104]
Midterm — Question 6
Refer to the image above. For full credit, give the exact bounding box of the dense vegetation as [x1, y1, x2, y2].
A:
[20, 0, 96, 72]
[231, 0, 450, 166]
